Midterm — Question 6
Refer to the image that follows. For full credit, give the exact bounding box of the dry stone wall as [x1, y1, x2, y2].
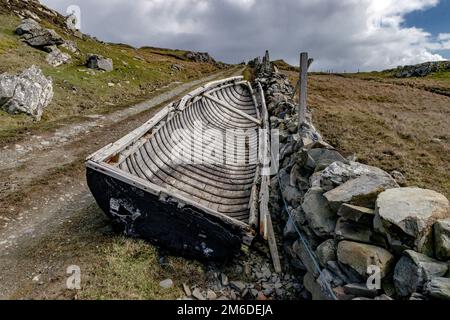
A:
[253, 55, 450, 300]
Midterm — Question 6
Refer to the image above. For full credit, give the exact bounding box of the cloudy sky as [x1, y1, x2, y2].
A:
[41, 0, 450, 71]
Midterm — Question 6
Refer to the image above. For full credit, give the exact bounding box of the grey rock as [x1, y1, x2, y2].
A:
[374, 188, 450, 256]
[185, 51, 216, 64]
[316, 239, 337, 267]
[320, 161, 395, 192]
[283, 217, 298, 240]
[230, 281, 246, 293]
[61, 40, 78, 53]
[171, 64, 183, 71]
[15, 18, 40, 36]
[192, 288, 205, 300]
[303, 272, 327, 300]
[207, 290, 217, 300]
[343, 283, 378, 298]
[21, 27, 64, 47]
[318, 268, 344, 288]
[307, 148, 346, 172]
[182, 283, 191, 296]
[327, 261, 364, 284]
[0, 65, 53, 120]
[332, 286, 355, 300]
[374, 294, 394, 300]
[220, 273, 229, 286]
[434, 219, 450, 261]
[292, 239, 320, 277]
[282, 185, 302, 208]
[424, 277, 450, 300]
[337, 241, 395, 279]
[46, 47, 71, 67]
[390, 170, 407, 186]
[262, 288, 273, 296]
[302, 187, 337, 237]
[86, 54, 114, 72]
[334, 218, 375, 244]
[159, 279, 173, 289]
[394, 61, 450, 78]
[337, 203, 375, 226]
[409, 292, 429, 300]
[394, 250, 448, 297]
[324, 174, 399, 212]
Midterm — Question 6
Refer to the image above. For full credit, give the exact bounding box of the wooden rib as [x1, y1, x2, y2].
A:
[95, 79, 261, 223]
[203, 93, 261, 125]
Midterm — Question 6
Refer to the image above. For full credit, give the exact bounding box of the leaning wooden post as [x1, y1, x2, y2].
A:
[298, 52, 308, 131]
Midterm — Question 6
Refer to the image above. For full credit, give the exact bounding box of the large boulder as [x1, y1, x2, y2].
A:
[337, 241, 395, 279]
[324, 174, 399, 212]
[20, 27, 64, 48]
[302, 187, 337, 237]
[15, 18, 41, 36]
[424, 277, 450, 300]
[0, 66, 53, 120]
[86, 54, 114, 72]
[374, 188, 450, 256]
[393, 250, 448, 298]
[434, 219, 450, 261]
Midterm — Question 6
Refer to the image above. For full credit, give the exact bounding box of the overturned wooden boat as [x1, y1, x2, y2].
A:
[86, 76, 271, 260]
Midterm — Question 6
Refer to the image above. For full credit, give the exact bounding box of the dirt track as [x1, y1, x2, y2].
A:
[0, 68, 241, 299]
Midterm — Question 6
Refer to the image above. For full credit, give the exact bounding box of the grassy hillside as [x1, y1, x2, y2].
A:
[0, 13, 224, 143]
[280, 67, 450, 199]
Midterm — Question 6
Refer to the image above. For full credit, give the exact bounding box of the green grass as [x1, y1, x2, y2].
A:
[430, 71, 450, 80]
[79, 237, 206, 300]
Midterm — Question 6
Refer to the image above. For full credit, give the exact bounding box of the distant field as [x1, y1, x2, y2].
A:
[283, 69, 450, 198]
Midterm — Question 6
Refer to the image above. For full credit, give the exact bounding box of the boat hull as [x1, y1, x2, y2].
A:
[87, 167, 243, 260]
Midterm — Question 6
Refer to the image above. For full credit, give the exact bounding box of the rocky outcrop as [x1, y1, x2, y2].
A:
[0, 65, 53, 120]
[45, 46, 71, 67]
[185, 51, 216, 64]
[15, 18, 72, 68]
[393, 61, 450, 78]
[86, 54, 114, 72]
[16, 18, 64, 48]
[253, 52, 450, 301]
[374, 188, 450, 256]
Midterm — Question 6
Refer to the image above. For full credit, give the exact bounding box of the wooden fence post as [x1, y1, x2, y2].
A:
[298, 52, 308, 131]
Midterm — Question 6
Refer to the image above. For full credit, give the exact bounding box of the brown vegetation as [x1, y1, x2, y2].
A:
[283, 70, 450, 198]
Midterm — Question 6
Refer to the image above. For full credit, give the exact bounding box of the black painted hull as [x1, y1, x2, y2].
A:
[87, 168, 242, 261]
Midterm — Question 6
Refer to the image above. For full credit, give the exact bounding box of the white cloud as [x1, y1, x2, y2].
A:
[40, 0, 447, 71]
